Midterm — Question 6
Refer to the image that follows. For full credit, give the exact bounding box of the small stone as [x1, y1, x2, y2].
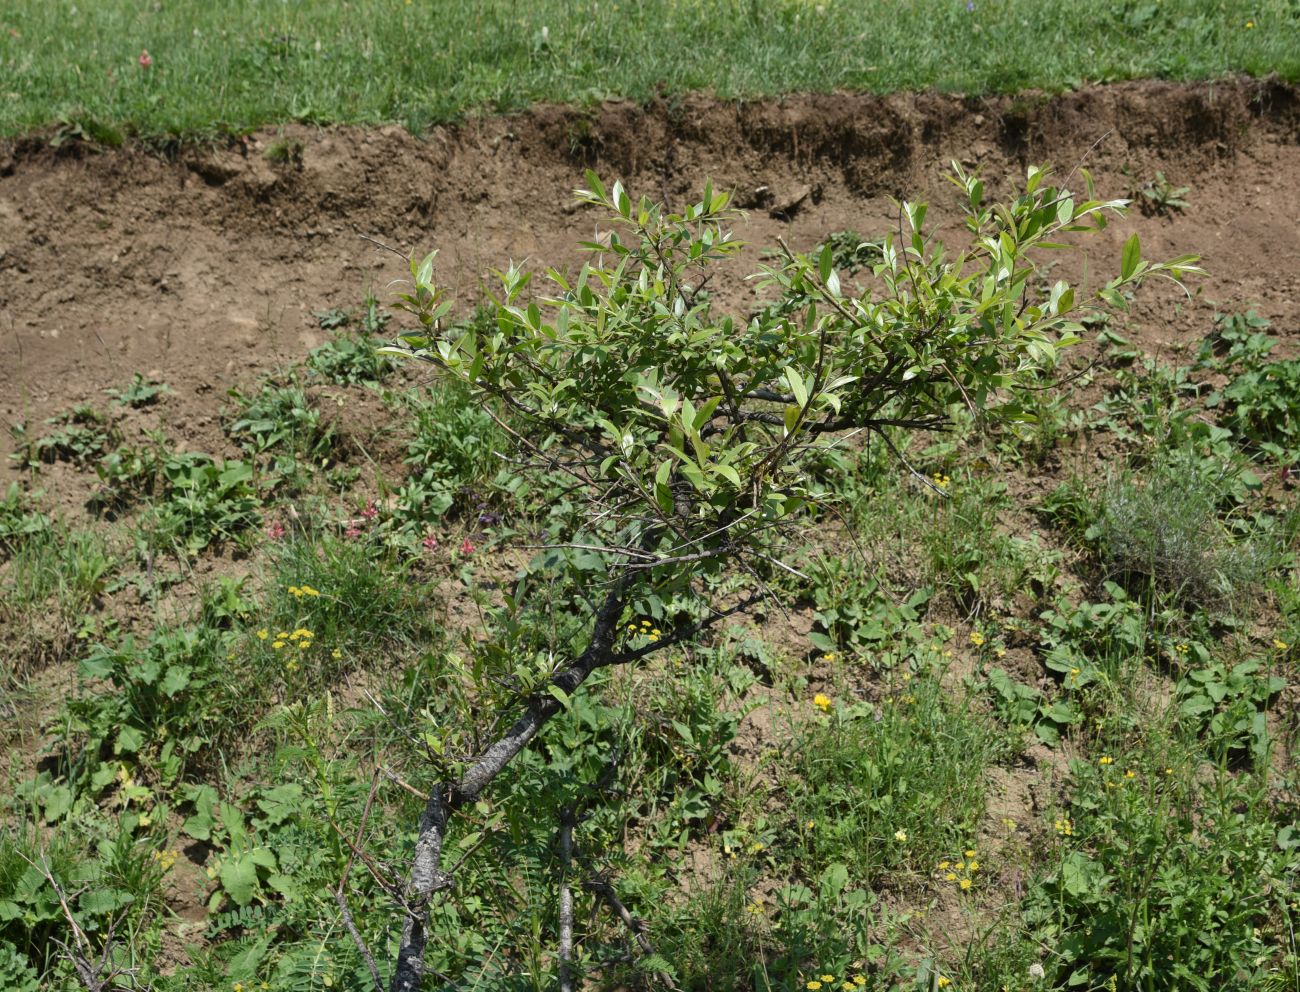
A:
[769, 184, 811, 219]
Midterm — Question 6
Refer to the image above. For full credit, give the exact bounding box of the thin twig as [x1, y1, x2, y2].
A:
[336, 768, 385, 992]
[583, 875, 677, 990]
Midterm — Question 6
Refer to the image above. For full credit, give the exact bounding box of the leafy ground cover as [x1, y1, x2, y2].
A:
[1, 0, 1297, 139]
[1, 172, 1297, 989]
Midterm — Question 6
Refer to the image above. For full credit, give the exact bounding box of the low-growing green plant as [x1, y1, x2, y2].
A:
[1025, 745, 1297, 990]
[32, 406, 119, 467]
[807, 557, 929, 659]
[0, 521, 114, 676]
[264, 528, 442, 659]
[386, 381, 506, 526]
[263, 136, 303, 164]
[1210, 355, 1300, 464]
[985, 666, 1081, 746]
[0, 483, 49, 556]
[1175, 652, 1284, 765]
[226, 381, 335, 465]
[145, 453, 262, 553]
[70, 625, 235, 785]
[91, 433, 167, 513]
[307, 333, 395, 386]
[783, 658, 1005, 880]
[1134, 170, 1190, 215]
[104, 373, 172, 408]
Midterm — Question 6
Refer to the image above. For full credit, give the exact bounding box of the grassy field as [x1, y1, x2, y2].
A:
[1, 0, 1297, 138]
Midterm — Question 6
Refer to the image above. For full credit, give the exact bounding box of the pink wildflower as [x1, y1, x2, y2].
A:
[265, 520, 286, 540]
[138, 49, 153, 69]
[422, 534, 439, 553]
[344, 526, 362, 540]
[459, 538, 475, 556]
[361, 500, 379, 521]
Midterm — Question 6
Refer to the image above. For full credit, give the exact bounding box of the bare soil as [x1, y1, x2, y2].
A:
[2, 78, 1299, 475]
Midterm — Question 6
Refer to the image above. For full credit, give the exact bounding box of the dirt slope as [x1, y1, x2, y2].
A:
[2, 78, 1299, 472]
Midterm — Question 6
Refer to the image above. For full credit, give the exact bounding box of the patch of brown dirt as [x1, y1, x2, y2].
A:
[1, 79, 1299, 486]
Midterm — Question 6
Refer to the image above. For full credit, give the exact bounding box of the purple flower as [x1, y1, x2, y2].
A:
[966, 0, 975, 10]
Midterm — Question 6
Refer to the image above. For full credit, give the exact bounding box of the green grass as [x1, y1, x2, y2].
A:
[2, 0, 1297, 139]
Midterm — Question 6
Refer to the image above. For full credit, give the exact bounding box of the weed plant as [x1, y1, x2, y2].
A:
[1091, 457, 1268, 609]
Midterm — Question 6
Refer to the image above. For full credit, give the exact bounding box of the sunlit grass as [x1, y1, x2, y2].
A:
[1, 0, 1296, 138]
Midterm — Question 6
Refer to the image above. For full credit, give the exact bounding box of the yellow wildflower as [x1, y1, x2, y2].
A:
[960, 878, 972, 891]
[938, 978, 951, 989]
[256, 629, 269, 640]
[939, 860, 950, 869]
[332, 648, 342, 659]
[945, 872, 957, 882]
[894, 829, 908, 842]
[968, 860, 980, 871]
[853, 979, 867, 988]
[1273, 638, 1289, 651]
[272, 641, 286, 650]
[821, 977, 835, 984]
[285, 659, 299, 673]
[813, 693, 832, 712]
[1098, 756, 1113, 766]
[806, 983, 822, 991]
[969, 631, 985, 647]
[1124, 769, 1136, 779]
[964, 849, 976, 858]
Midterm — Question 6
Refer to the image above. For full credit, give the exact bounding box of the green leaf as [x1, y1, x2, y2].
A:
[160, 664, 191, 697]
[116, 724, 145, 754]
[220, 855, 261, 907]
[547, 684, 571, 709]
[1060, 851, 1103, 898]
[1121, 232, 1141, 280]
[79, 888, 133, 915]
[784, 368, 808, 408]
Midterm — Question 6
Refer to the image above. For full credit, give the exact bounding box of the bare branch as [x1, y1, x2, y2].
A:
[558, 809, 577, 992]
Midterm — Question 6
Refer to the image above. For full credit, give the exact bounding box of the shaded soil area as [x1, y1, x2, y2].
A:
[2, 77, 1300, 481]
